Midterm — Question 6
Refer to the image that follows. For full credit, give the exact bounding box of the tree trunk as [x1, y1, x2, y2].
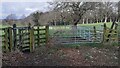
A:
[90, 19, 92, 23]
[86, 18, 88, 24]
[110, 18, 112, 22]
[97, 19, 98, 23]
[83, 19, 84, 24]
[104, 17, 107, 23]
[101, 19, 102, 23]
[55, 22, 56, 26]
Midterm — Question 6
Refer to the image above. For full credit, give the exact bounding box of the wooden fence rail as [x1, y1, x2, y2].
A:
[0, 24, 49, 52]
[103, 23, 118, 43]
[0, 27, 12, 52]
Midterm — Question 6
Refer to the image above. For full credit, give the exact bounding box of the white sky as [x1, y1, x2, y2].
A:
[1, 2, 52, 19]
[0, 0, 119, 19]
[1, 0, 119, 2]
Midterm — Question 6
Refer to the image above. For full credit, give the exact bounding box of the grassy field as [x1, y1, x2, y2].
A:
[0, 22, 115, 38]
[0, 22, 113, 28]
[0, 22, 118, 38]
[49, 22, 113, 37]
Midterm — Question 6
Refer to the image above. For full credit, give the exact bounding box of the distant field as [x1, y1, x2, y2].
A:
[49, 22, 113, 36]
[0, 22, 112, 28]
[78, 22, 112, 26]
[0, 22, 113, 35]
[0, 25, 11, 28]
[78, 22, 112, 28]
[49, 22, 113, 29]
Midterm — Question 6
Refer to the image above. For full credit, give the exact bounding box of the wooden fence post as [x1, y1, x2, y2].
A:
[21, 29, 23, 46]
[117, 22, 120, 46]
[29, 27, 34, 52]
[18, 29, 22, 46]
[8, 27, 12, 51]
[103, 23, 107, 43]
[93, 26, 97, 42]
[4, 28, 9, 52]
[28, 23, 34, 52]
[13, 24, 17, 50]
[114, 23, 118, 41]
[45, 25, 49, 45]
[37, 25, 40, 45]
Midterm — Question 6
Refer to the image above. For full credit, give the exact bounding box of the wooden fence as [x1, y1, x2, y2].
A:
[0, 27, 12, 52]
[118, 23, 120, 43]
[0, 24, 49, 52]
[103, 23, 118, 43]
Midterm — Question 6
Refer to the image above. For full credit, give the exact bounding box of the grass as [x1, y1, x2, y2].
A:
[49, 22, 112, 35]
[0, 22, 119, 47]
[0, 22, 117, 38]
[0, 22, 112, 30]
[78, 22, 112, 27]
[0, 22, 115, 40]
[60, 42, 103, 48]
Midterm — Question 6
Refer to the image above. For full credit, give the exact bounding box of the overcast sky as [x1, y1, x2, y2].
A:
[1, 2, 51, 19]
[1, 0, 119, 19]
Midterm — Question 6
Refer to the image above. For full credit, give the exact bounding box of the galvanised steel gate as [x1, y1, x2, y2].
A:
[49, 25, 103, 45]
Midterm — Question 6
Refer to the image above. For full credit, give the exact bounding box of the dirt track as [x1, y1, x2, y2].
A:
[2, 45, 119, 66]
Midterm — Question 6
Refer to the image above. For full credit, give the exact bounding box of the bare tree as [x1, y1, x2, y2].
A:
[32, 12, 43, 25]
[20, 14, 26, 19]
[5, 14, 17, 25]
[49, 2, 98, 26]
[6, 14, 17, 20]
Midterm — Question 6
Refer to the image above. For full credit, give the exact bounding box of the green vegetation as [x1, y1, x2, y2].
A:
[0, 22, 118, 46]
[49, 22, 113, 38]
[0, 22, 114, 39]
[60, 43, 103, 48]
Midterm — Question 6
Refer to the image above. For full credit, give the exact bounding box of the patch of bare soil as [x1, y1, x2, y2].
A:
[2, 44, 118, 66]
